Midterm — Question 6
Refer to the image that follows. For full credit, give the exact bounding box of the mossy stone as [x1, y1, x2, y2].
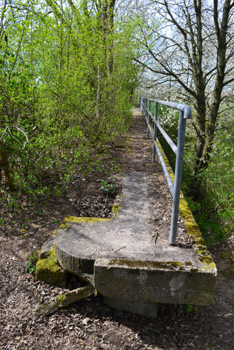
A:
[35, 247, 67, 287]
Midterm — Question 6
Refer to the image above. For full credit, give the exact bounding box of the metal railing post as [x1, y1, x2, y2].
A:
[170, 111, 187, 244]
[152, 102, 158, 163]
[144, 99, 147, 127]
[147, 100, 151, 138]
[140, 97, 191, 244]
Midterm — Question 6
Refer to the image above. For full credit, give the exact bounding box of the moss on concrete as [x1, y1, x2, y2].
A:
[60, 223, 70, 229]
[62, 215, 110, 225]
[35, 246, 67, 287]
[111, 204, 121, 218]
[55, 285, 95, 307]
[56, 294, 67, 305]
[36, 285, 95, 315]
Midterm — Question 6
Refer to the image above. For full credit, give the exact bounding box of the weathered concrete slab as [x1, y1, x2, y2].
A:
[55, 171, 217, 306]
[95, 258, 216, 305]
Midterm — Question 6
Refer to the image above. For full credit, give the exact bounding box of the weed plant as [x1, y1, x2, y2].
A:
[25, 251, 38, 275]
[99, 181, 116, 195]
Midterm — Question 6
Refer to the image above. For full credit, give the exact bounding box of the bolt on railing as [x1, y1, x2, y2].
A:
[140, 97, 192, 244]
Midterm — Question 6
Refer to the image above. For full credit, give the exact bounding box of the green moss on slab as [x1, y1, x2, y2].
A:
[35, 246, 67, 287]
[198, 250, 208, 255]
[203, 262, 216, 271]
[36, 285, 95, 315]
[196, 237, 206, 244]
[170, 261, 183, 268]
[63, 215, 110, 225]
[56, 294, 67, 305]
[56, 285, 95, 307]
[177, 197, 216, 271]
[111, 204, 121, 218]
[60, 223, 70, 229]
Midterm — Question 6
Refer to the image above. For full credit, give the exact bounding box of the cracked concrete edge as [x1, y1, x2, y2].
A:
[156, 138, 217, 276]
[94, 257, 216, 305]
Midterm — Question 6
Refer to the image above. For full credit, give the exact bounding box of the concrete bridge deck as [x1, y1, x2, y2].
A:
[54, 109, 217, 316]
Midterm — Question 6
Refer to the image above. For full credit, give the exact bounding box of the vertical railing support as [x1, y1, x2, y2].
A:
[147, 100, 151, 139]
[144, 99, 147, 127]
[152, 102, 158, 163]
[169, 111, 187, 244]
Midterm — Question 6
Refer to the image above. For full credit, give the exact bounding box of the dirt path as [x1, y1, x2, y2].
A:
[0, 109, 234, 349]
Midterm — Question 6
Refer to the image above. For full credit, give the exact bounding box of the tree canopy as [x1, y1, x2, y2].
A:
[0, 0, 140, 192]
[134, 0, 234, 196]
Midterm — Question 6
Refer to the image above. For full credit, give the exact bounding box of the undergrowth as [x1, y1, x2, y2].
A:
[25, 251, 38, 274]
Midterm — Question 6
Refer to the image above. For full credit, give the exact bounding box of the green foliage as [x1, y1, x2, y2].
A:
[188, 105, 234, 245]
[0, 1, 140, 194]
[185, 304, 198, 314]
[99, 181, 116, 194]
[25, 251, 38, 275]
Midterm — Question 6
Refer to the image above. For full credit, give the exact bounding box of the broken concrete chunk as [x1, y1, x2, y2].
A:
[36, 285, 95, 315]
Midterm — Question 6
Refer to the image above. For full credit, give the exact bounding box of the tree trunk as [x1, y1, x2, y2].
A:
[0, 141, 15, 191]
[189, 0, 233, 199]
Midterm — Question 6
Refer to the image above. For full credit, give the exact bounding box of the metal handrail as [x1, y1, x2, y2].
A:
[140, 97, 192, 244]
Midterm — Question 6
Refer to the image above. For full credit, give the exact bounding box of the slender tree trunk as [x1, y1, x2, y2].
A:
[0, 141, 15, 191]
